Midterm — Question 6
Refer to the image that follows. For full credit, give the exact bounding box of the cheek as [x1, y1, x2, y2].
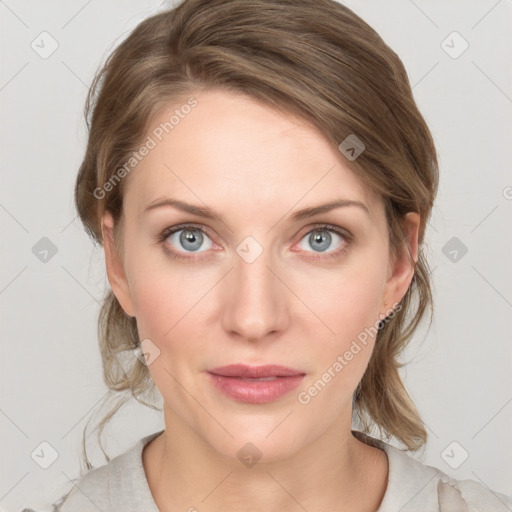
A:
[123, 232, 210, 336]
[296, 257, 387, 344]
[292, 254, 388, 396]
[128, 266, 208, 400]
[130, 266, 204, 340]
[125, 255, 222, 393]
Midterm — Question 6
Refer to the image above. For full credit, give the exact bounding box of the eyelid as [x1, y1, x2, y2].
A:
[158, 222, 353, 259]
[159, 222, 352, 241]
[158, 222, 217, 247]
[296, 222, 352, 241]
[291, 223, 352, 259]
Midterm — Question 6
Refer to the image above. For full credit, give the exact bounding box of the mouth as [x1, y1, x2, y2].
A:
[207, 364, 306, 404]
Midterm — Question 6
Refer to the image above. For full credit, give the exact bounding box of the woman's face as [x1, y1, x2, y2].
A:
[103, 89, 419, 462]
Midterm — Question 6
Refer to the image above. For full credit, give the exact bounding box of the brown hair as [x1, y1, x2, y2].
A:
[75, 0, 438, 470]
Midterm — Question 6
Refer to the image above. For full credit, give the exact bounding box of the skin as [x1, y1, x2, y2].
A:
[102, 89, 420, 511]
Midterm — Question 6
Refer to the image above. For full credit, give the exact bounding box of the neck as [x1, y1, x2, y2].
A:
[143, 412, 388, 512]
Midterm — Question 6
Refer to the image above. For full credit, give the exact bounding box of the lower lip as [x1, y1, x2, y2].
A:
[207, 373, 305, 404]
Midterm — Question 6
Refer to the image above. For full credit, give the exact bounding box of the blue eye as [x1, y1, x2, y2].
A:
[298, 226, 347, 254]
[161, 226, 213, 255]
[158, 223, 352, 261]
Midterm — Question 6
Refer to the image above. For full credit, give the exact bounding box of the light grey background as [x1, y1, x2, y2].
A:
[1, 0, 511, 510]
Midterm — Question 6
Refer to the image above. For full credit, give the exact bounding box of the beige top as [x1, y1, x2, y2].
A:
[23, 429, 512, 512]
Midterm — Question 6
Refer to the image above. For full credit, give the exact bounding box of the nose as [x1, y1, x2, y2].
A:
[220, 246, 289, 344]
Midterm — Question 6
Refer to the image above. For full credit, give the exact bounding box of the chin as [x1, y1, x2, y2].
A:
[198, 407, 319, 466]
[220, 430, 303, 466]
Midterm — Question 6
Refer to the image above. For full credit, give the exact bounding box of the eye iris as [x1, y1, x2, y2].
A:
[309, 230, 331, 252]
[171, 227, 338, 254]
[180, 229, 203, 251]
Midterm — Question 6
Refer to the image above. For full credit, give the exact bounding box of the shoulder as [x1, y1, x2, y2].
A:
[46, 430, 163, 512]
[378, 438, 512, 511]
[16, 464, 111, 512]
[352, 430, 511, 511]
[52, 459, 112, 512]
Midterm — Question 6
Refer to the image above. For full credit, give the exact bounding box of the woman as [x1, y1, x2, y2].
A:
[28, 0, 511, 510]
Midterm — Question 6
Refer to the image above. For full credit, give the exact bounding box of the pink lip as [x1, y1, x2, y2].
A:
[207, 364, 305, 404]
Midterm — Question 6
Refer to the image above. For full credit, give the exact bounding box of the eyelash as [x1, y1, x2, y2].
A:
[157, 223, 353, 261]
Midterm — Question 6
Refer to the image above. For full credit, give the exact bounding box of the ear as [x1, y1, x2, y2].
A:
[380, 212, 420, 316]
[101, 210, 136, 317]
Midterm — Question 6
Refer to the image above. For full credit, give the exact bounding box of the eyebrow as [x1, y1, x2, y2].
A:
[143, 197, 370, 222]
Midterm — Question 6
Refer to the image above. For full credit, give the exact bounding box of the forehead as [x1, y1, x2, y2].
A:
[124, 89, 380, 221]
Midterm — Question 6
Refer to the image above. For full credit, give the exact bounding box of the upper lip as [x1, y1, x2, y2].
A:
[208, 364, 305, 378]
